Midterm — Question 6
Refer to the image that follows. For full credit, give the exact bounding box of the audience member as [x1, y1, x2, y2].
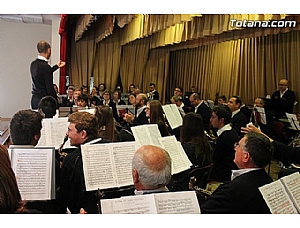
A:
[57, 112, 111, 214]
[30, 40, 65, 109]
[132, 145, 172, 194]
[271, 78, 296, 119]
[38, 95, 58, 118]
[250, 97, 274, 138]
[145, 100, 170, 137]
[168, 112, 213, 191]
[217, 95, 227, 105]
[98, 83, 106, 99]
[94, 105, 122, 142]
[77, 93, 89, 108]
[209, 105, 239, 182]
[90, 86, 100, 107]
[147, 83, 159, 101]
[227, 96, 248, 137]
[201, 132, 274, 214]
[61, 86, 75, 107]
[112, 91, 126, 105]
[0, 145, 41, 213]
[189, 93, 211, 131]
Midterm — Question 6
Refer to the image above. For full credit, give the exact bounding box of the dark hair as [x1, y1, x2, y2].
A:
[212, 105, 232, 125]
[37, 40, 50, 53]
[232, 96, 243, 107]
[243, 132, 273, 168]
[0, 145, 27, 213]
[94, 106, 117, 142]
[68, 112, 99, 140]
[180, 112, 212, 166]
[218, 95, 226, 101]
[38, 96, 58, 118]
[10, 110, 43, 145]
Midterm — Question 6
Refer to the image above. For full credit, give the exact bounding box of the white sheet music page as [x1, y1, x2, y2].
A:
[36, 117, 74, 149]
[81, 141, 137, 191]
[259, 178, 298, 214]
[9, 148, 53, 201]
[162, 104, 182, 129]
[154, 191, 201, 214]
[131, 124, 163, 148]
[101, 194, 158, 214]
[281, 172, 300, 212]
[158, 135, 192, 174]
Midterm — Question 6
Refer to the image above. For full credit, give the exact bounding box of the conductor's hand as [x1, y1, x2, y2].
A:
[57, 60, 66, 68]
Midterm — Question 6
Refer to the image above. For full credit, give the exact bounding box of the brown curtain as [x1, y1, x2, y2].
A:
[168, 30, 300, 110]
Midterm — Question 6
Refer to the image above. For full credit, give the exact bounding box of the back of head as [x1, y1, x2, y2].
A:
[132, 145, 171, 189]
[68, 112, 99, 140]
[37, 40, 50, 54]
[38, 96, 58, 118]
[0, 145, 25, 213]
[10, 109, 43, 145]
[212, 105, 232, 125]
[180, 112, 205, 142]
[148, 100, 164, 124]
[244, 132, 273, 168]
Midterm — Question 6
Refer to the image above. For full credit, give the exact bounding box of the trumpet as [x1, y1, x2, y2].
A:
[58, 134, 68, 160]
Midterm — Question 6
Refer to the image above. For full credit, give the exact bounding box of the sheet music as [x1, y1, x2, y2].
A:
[154, 191, 201, 214]
[158, 135, 192, 174]
[281, 172, 300, 212]
[259, 173, 299, 214]
[9, 147, 54, 201]
[101, 194, 158, 214]
[162, 104, 183, 129]
[131, 124, 163, 148]
[36, 117, 74, 149]
[100, 191, 200, 214]
[81, 141, 137, 191]
[255, 107, 266, 125]
[285, 113, 300, 131]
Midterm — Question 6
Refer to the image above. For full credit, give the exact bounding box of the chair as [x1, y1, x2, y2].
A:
[188, 163, 214, 189]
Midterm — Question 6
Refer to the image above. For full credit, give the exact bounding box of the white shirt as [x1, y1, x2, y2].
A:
[231, 168, 263, 181]
[217, 124, 232, 137]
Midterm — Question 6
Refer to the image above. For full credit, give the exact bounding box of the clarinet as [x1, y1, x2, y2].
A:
[58, 134, 68, 161]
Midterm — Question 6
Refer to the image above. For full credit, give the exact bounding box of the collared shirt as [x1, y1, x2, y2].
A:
[194, 100, 204, 113]
[280, 88, 288, 98]
[37, 55, 49, 62]
[136, 105, 146, 117]
[217, 124, 232, 137]
[231, 109, 240, 118]
[231, 168, 263, 181]
[134, 186, 169, 195]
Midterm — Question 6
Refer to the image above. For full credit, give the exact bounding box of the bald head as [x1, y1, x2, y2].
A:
[132, 145, 172, 190]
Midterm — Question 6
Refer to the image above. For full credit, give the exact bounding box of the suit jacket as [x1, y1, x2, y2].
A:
[231, 111, 247, 136]
[210, 129, 239, 182]
[201, 169, 272, 214]
[271, 89, 296, 118]
[195, 102, 211, 131]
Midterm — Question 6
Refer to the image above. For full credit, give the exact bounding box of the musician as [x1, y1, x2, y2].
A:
[132, 145, 171, 194]
[57, 112, 111, 214]
[201, 132, 273, 214]
[9, 109, 59, 213]
[250, 97, 274, 138]
[209, 105, 239, 182]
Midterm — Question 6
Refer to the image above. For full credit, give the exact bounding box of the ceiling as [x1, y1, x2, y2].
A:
[0, 14, 61, 25]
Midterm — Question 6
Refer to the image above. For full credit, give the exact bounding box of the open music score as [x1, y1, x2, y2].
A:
[100, 191, 201, 214]
[9, 147, 56, 201]
[259, 172, 300, 214]
[81, 141, 139, 191]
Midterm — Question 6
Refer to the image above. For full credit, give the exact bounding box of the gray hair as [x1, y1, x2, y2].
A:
[132, 145, 172, 189]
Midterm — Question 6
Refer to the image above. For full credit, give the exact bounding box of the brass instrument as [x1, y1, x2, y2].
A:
[58, 134, 68, 160]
